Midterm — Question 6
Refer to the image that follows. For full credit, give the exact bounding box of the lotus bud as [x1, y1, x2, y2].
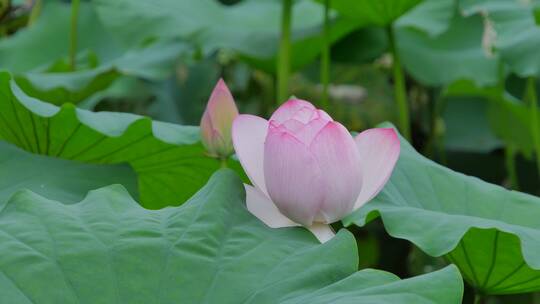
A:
[232, 99, 400, 242]
[200, 79, 239, 159]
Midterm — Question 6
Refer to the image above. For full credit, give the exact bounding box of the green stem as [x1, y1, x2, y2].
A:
[473, 293, 482, 304]
[220, 157, 228, 168]
[493, 63, 519, 188]
[526, 77, 540, 177]
[69, 0, 80, 71]
[277, 0, 292, 105]
[425, 90, 448, 164]
[473, 292, 488, 304]
[28, 0, 42, 26]
[505, 144, 519, 190]
[320, 0, 330, 111]
[387, 25, 411, 140]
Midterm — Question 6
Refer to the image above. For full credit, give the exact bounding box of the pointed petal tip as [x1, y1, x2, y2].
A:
[323, 120, 346, 132]
[368, 127, 398, 137]
[354, 127, 401, 149]
[381, 127, 399, 139]
[208, 78, 235, 106]
[215, 78, 228, 91]
[281, 98, 316, 109]
[271, 99, 317, 123]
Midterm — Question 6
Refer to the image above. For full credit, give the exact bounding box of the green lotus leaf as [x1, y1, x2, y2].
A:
[328, 0, 422, 26]
[13, 67, 120, 106]
[0, 140, 138, 204]
[445, 79, 540, 158]
[396, 0, 499, 86]
[0, 169, 463, 303]
[0, 71, 235, 209]
[460, 0, 540, 77]
[442, 96, 502, 153]
[14, 39, 190, 106]
[0, 2, 190, 105]
[396, 0, 455, 37]
[345, 125, 540, 294]
[0, 2, 121, 73]
[92, 0, 361, 74]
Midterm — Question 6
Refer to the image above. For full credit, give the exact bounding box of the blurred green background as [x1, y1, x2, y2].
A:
[2, 0, 540, 302]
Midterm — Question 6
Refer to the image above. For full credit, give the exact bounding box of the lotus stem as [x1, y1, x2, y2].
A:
[473, 293, 486, 304]
[220, 157, 228, 169]
[387, 25, 411, 141]
[28, 0, 42, 26]
[505, 144, 519, 190]
[277, 0, 292, 105]
[525, 77, 540, 177]
[69, 0, 80, 71]
[423, 89, 448, 164]
[320, 0, 331, 111]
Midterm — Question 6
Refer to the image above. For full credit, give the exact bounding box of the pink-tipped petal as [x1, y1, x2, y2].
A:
[280, 119, 306, 134]
[244, 184, 299, 228]
[264, 128, 325, 226]
[200, 79, 239, 157]
[353, 128, 400, 209]
[203, 129, 228, 156]
[307, 223, 335, 243]
[310, 122, 362, 223]
[206, 79, 239, 139]
[291, 106, 315, 123]
[200, 111, 215, 146]
[270, 99, 316, 124]
[294, 117, 330, 146]
[232, 114, 269, 195]
[314, 109, 332, 121]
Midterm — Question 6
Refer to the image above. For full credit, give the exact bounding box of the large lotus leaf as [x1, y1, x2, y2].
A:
[330, 27, 389, 65]
[445, 80, 540, 158]
[92, 0, 362, 74]
[0, 169, 463, 303]
[0, 140, 138, 204]
[486, 96, 539, 159]
[79, 76, 155, 111]
[344, 126, 540, 295]
[442, 96, 502, 153]
[396, 0, 455, 37]
[0, 71, 229, 209]
[14, 39, 191, 105]
[13, 67, 120, 106]
[0, 2, 122, 72]
[0, 2, 190, 105]
[459, 0, 540, 77]
[327, 0, 422, 26]
[395, 1, 499, 86]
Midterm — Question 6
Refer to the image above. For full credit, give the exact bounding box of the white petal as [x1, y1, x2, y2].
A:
[270, 99, 316, 124]
[353, 128, 400, 209]
[310, 121, 362, 223]
[307, 223, 335, 243]
[244, 184, 298, 228]
[232, 114, 269, 195]
[264, 127, 325, 226]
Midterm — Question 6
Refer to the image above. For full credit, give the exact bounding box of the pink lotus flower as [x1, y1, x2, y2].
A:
[200, 79, 239, 159]
[232, 99, 400, 242]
